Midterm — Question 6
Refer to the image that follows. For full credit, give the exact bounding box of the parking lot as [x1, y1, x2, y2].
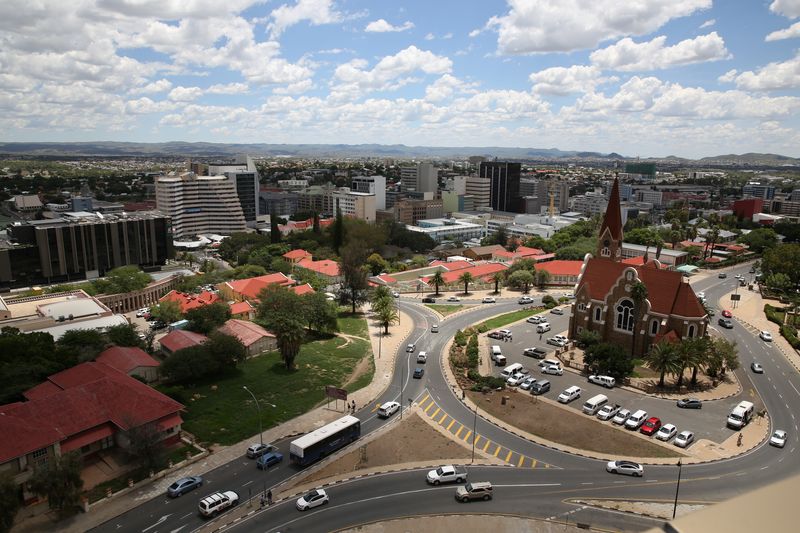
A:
[484, 306, 745, 446]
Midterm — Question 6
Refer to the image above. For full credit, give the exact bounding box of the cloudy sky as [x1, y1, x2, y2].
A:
[1, 0, 799, 158]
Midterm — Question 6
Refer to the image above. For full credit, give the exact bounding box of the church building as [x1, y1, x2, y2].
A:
[568, 178, 707, 357]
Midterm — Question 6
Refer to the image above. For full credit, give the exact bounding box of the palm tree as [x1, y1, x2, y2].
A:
[371, 285, 392, 305]
[376, 302, 399, 334]
[490, 271, 505, 295]
[643, 342, 681, 388]
[675, 340, 701, 389]
[535, 269, 551, 289]
[706, 226, 721, 261]
[686, 337, 710, 387]
[272, 315, 305, 370]
[630, 281, 649, 357]
[430, 271, 445, 297]
[458, 272, 474, 295]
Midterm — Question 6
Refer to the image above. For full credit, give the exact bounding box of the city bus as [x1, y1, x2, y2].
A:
[289, 415, 361, 466]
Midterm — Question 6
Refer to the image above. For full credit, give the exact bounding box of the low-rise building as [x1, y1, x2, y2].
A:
[96, 346, 160, 383]
[216, 319, 276, 357]
[158, 329, 208, 355]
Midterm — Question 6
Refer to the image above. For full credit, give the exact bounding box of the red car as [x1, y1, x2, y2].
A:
[640, 417, 662, 436]
[721, 310, 733, 318]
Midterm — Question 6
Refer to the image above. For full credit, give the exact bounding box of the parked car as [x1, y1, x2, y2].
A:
[537, 323, 552, 334]
[656, 424, 677, 441]
[587, 375, 616, 388]
[606, 460, 643, 477]
[557, 385, 581, 403]
[417, 351, 428, 363]
[640, 417, 662, 436]
[526, 315, 545, 324]
[697, 291, 705, 299]
[677, 398, 702, 409]
[296, 489, 329, 510]
[770, 430, 787, 448]
[447, 296, 461, 302]
[539, 358, 561, 368]
[547, 337, 566, 347]
[519, 377, 537, 390]
[759, 331, 773, 342]
[541, 365, 563, 376]
[721, 309, 733, 318]
[553, 334, 568, 343]
[612, 408, 631, 425]
[751, 362, 764, 374]
[377, 401, 400, 418]
[718, 318, 734, 329]
[482, 296, 496, 303]
[551, 307, 565, 315]
[674, 431, 695, 448]
[198, 491, 239, 517]
[488, 331, 506, 339]
[246, 443, 275, 459]
[518, 296, 534, 304]
[530, 379, 550, 394]
[422, 297, 436, 303]
[506, 372, 527, 387]
[596, 403, 621, 421]
[391, 291, 400, 298]
[135, 307, 150, 318]
[167, 476, 203, 498]
[497, 329, 512, 338]
[413, 367, 425, 378]
[455, 481, 493, 502]
[523, 347, 548, 359]
[624, 410, 648, 430]
[256, 451, 283, 469]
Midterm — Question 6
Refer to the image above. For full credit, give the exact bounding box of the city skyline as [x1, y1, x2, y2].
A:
[1, 1, 800, 158]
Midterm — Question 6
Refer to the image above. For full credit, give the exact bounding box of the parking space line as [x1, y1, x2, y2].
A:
[493, 445, 501, 457]
[447, 419, 456, 431]
[518, 455, 525, 468]
[483, 439, 491, 452]
[455, 425, 465, 438]
[431, 407, 441, 419]
[531, 459, 538, 468]
[463, 430, 472, 441]
[505, 450, 513, 463]
[473, 435, 481, 448]
[420, 393, 430, 405]
[438, 412, 448, 424]
[424, 401, 436, 414]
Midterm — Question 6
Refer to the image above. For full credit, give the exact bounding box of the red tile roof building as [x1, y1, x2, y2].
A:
[216, 319, 277, 356]
[0, 362, 183, 504]
[491, 246, 546, 262]
[218, 272, 294, 302]
[282, 248, 313, 263]
[535, 260, 583, 285]
[159, 290, 219, 313]
[568, 178, 707, 358]
[96, 346, 160, 383]
[229, 300, 255, 319]
[296, 257, 341, 282]
[159, 329, 209, 355]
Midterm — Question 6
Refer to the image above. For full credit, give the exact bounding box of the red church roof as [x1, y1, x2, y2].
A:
[599, 178, 623, 241]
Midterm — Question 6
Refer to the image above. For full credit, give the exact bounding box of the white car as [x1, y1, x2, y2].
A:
[553, 334, 568, 343]
[506, 372, 526, 387]
[519, 377, 537, 390]
[296, 489, 329, 510]
[770, 430, 787, 448]
[447, 296, 461, 302]
[541, 365, 563, 376]
[482, 296, 496, 303]
[539, 358, 561, 368]
[655, 424, 677, 441]
[547, 337, 566, 347]
[611, 408, 631, 425]
[759, 331, 773, 342]
[526, 315, 545, 324]
[135, 307, 149, 317]
[674, 431, 694, 448]
[377, 401, 400, 418]
[497, 329, 512, 338]
[406, 343, 416, 352]
[392, 291, 400, 298]
[557, 386, 581, 403]
[606, 460, 643, 477]
[416, 351, 428, 363]
[518, 296, 534, 304]
[697, 291, 705, 300]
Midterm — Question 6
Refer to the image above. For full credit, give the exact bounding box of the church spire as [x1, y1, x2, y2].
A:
[597, 177, 624, 261]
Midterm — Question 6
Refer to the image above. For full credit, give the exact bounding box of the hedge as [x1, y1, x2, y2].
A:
[781, 325, 800, 349]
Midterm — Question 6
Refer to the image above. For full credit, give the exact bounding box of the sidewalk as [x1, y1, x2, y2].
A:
[19, 307, 415, 533]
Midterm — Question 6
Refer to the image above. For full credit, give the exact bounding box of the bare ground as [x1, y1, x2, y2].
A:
[299, 412, 472, 485]
[468, 390, 682, 458]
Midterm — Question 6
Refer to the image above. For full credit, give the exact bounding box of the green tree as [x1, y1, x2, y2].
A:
[302, 292, 339, 334]
[206, 332, 247, 366]
[186, 302, 232, 334]
[706, 337, 739, 378]
[270, 257, 292, 274]
[149, 300, 183, 325]
[57, 329, 106, 362]
[271, 314, 305, 370]
[366, 253, 389, 276]
[93, 266, 151, 294]
[624, 227, 664, 247]
[507, 270, 534, 293]
[340, 242, 370, 314]
[375, 299, 399, 334]
[106, 324, 144, 348]
[270, 212, 282, 244]
[160, 345, 217, 383]
[29, 452, 83, 517]
[494, 226, 508, 247]
[684, 337, 711, 387]
[430, 270, 445, 296]
[774, 221, 800, 243]
[535, 269, 551, 289]
[331, 207, 345, 253]
[0, 473, 21, 533]
[576, 329, 601, 348]
[409, 255, 428, 269]
[765, 272, 792, 292]
[630, 281, 649, 357]
[458, 271, 474, 295]
[125, 421, 165, 472]
[583, 342, 634, 380]
[644, 341, 681, 388]
[762, 243, 800, 287]
[675, 339, 703, 388]
[738, 228, 778, 254]
[490, 271, 505, 294]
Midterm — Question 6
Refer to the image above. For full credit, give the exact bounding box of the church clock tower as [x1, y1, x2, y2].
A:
[597, 177, 624, 262]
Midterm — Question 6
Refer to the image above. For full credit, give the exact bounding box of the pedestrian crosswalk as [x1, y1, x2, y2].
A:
[412, 392, 553, 469]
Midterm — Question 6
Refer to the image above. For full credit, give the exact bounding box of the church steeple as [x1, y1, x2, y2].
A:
[597, 177, 624, 261]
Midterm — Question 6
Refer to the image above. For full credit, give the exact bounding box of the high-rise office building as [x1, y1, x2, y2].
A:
[351, 175, 387, 210]
[465, 176, 491, 208]
[481, 162, 522, 212]
[400, 163, 437, 193]
[0, 212, 172, 290]
[209, 156, 260, 227]
[156, 172, 247, 238]
[332, 190, 376, 222]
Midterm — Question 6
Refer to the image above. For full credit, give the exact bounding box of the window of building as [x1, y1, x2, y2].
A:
[688, 324, 696, 338]
[577, 303, 586, 312]
[601, 247, 610, 257]
[100, 436, 114, 449]
[615, 299, 634, 332]
[31, 448, 48, 466]
[577, 326, 583, 334]
[594, 307, 602, 322]
[650, 319, 659, 336]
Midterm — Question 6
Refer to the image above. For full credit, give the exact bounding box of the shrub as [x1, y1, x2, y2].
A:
[542, 294, 556, 306]
[454, 329, 468, 347]
[764, 304, 785, 326]
[467, 370, 506, 391]
[781, 325, 800, 349]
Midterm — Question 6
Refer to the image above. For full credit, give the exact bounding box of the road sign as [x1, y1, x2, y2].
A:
[731, 294, 741, 301]
[325, 385, 347, 401]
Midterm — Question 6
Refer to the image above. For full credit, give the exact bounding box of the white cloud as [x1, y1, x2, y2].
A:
[770, 0, 800, 18]
[699, 19, 715, 28]
[424, 74, 478, 102]
[424, 33, 435, 41]
[131, 78, 173, 94]
[125, 97, 179, 114]
[364, 19, 414, 33]
[529, 65, 614, 95]
[486, 0, 711, 54]
[718, 69, 738, 83]
[729, 53, 800, 91]
[206, 82, 249, 94]
[468, 28, 482, 38]
[590, 33, 730, 71]
[168, 86, 203, 101]
[766, 21, 800, 41]
[442, 32, 453, 39]
[273, 79, 315, 94]
[268, 0, 343, 38]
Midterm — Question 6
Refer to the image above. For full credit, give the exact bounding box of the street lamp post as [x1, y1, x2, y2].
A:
[672, 459, 683, 519]
[471, 406, 478, 464]
[400, 352, 405, 420]
[243, 386, 263, 447]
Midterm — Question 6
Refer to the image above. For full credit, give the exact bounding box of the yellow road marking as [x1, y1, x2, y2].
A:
[473, 435, 481, 448]
[455, 425, 465, 438]
[370, 403, 380, 413]
[431, 407, 441, 419]
[482, 439, 491, 452]
[493, 445, 501, 457]
[424, 401, 436, 414]
[447, 419, 455, 431]
[505, 450, 513, 463]
[438, 412, 448, 424]
[530, 459, 538, 468]
[545, 463, 550, 468]
[518, 455, 525, 468]
[420, 393, 430, 405]
[463, 430, 472, 441]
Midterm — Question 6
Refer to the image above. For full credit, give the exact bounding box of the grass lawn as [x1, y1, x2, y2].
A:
[478, 307, 543, 330]
[166, 313, 373, 446]
[425, 304, 468, 317]
[338, 310, 369, 338]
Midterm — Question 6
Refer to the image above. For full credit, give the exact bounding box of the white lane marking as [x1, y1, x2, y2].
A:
[789, 381, 800, 398]
[142, 515, 172, 532]
[243, 480, 254, 486]
[736, 472, 746, 476]
[645, 479, 659, 483]
[581, 482, 594, 485]
[178, 513, 193, 520]
[613, 480, 625, 484]
[170, 526, 187, 533]
[761, 466, 769, 470]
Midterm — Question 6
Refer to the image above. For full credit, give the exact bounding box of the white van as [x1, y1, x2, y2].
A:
[500, 363, 524, 379]
[624, 409, 648, 430]
[536, 323, 551, 333]
[491, 345, 503, 360]
[494, 354, 507, 366]
[582, 394, 609, 415]
[727, 401, 754, 429]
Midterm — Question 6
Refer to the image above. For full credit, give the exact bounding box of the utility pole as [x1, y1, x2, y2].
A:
[243, 386, 263, 447]
[672, 459, 683, 519]
[471, 406, 478, 463]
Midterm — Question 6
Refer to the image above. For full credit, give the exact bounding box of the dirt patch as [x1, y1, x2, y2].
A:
[575, 499, 706, 520]
[468, 390, 682, 458]
[299, 412, 471, 485]
[341, 355, 373, 388]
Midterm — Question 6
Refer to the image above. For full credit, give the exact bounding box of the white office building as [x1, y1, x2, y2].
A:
[351, 175, 387, 210]
[465, 176, 491, 208]
[332, 189, 376, 223]
[406, 217, 485, 243]
[156, 172, 246, 238]
[401, 163, 438, 193]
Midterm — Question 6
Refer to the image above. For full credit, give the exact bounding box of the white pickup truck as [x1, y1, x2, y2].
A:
[426, 465, 468, 485]
[596, 403, 622, 421]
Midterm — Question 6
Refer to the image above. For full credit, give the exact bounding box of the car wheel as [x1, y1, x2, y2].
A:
[461, 497, 469, 503]
[324, 499, 329, 505]
[433, 479, 440, 485]
[456, 477, 463, 483]
[483, 495, 490, 501]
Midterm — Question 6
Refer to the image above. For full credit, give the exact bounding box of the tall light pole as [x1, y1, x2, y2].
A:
[672, 459, 683, 519]
[400, 352, 405, 420]
[471, 405, 478, 463]
[243, 386, 263, 447]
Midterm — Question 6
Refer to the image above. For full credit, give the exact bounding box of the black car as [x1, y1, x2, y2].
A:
[676, 398, 702, 409]
[413, 367, 425, 378]
[718, 318, 734, 329]
[422, 297, 436, 303]
[718, 273, 727, 279]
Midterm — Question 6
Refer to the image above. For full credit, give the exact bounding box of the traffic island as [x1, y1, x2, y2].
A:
[570, 499, 708, 521]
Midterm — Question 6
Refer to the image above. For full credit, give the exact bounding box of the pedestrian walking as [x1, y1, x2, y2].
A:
[737, 434, 743, 447]
[267, 489, 273, 505]
[260, 495, 266, 508]
[539, 333, 543, 340]
[351, 400, 356, 413]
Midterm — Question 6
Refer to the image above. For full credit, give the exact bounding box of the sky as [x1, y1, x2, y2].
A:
[1, 0, 800, 158]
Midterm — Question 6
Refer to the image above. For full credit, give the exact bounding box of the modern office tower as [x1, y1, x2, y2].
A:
[481, 162, 522, 212]
[208, 155, 260, 226]
[351, 175, 387, 210]
[537, 178, 571, 213]
[400, 163, 437, 193]
[742, 183, 776, 200]
[156, 172, 246, 239]
[0, 212, 172, 290]
[465, 176, 491, 208]
[332, 190, 376, 222]
[394, 198, 444, 225]
[69, 196, 93, 212]
[519, 178, 537, 198]
[296, 183, 337, 215]
[445, 176, 468, 195]
[258, 191, 298, 217]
